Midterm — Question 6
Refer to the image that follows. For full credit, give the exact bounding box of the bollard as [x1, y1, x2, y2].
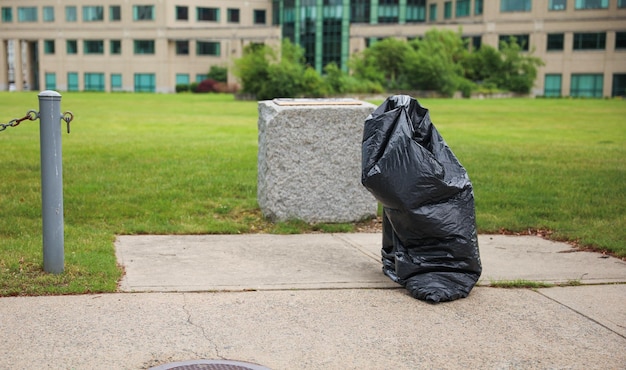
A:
[38, 90, 64, 274]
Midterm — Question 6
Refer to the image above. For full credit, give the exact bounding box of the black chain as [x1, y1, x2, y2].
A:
[0, 110, 39, 132]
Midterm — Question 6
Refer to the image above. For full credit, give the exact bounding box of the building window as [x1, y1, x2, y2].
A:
[571, 74, 603, 97]
[615, 32, 626, 49]
[379, 0, 399, 23]
[176, 6, 188, 20]
[196, 74, 208, 83]
[228, 8, 240, 23]
[444, 1, 452, 18]
[548, 0, 567, 10]
[197, 41, 221, 56]
[574, 0, 608, 9]
[351, 0, 370, 23]
[197, 7, 219, 22]
[254, 9, 266, 24]
[499, 34, 530, 51]
[406, 0, 426, 22]
[500, 0, 531, 12]
[544, 74, 562, 97]
[84, 40, 104, 54]
[176, 74, 190, 85]
[619, 0, 626, 8]
[133, 5, 154, 21]
[68, 72, 79, 92]
[44, 40, 55, 55]
[456, 0, 470, 17]
[134, 40, 155, 54]
[573, 32, 606, 50]
[612, 74, 626, 96]
[547, 33, 564, 51]
[135, 73, 155, 92]
[1, 7, 13, 22]
[83, 6, 104, 21]
[429, 4, 437, 21]
[43, 6, 54, 22]
[110, 6, 121, 21]
[66, 6, 77, 22]
[18, 7, 37, 22]
[45, 73, 56, 90]
[67, 40, 78, 54]
[111, 74, 123, 91]
[111, 40, 121, 54]
[472, 36, 482, 50]
[176, 41, 189, 55]
[84, 73, 105, 92]
[475, 0, 484, 15]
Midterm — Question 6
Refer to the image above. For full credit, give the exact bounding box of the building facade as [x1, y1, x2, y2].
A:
[1, 0, 625, 96]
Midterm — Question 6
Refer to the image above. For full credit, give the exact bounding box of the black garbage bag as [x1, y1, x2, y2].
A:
[361, 95, 482, 303]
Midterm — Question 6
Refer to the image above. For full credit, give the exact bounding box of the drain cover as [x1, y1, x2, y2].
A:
[149, 360, 270, 370]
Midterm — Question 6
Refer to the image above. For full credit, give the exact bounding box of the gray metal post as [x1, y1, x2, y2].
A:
[38, 90, 64, 274]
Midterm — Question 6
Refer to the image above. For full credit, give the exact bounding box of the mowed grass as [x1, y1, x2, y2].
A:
[0, 92, 624, 296]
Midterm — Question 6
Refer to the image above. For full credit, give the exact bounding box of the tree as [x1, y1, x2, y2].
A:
[496, 37, 544, 94]
[207, 65, 227, 82]
[233, 43, 273, 97]
[234, 39, 331, 99]
[402, 29, 469, 96]
[349, 38, 411, 89]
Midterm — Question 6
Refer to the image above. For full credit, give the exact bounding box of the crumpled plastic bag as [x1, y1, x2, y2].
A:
[361, 95, 482, 303]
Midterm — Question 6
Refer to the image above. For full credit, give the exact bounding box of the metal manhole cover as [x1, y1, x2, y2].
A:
[149, 359, 271, 370]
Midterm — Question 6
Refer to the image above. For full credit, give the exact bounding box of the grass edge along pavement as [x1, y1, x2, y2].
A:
[0, 92, 624, 296]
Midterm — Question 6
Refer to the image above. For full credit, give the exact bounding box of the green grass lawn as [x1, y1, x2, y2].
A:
[1, 92, 624, 296]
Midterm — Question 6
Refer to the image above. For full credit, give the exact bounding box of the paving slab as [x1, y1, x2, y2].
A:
[116, 233, 626, 293]
[1, 288, 625, 370]
[115, 234, 398, 292]
[538, 284, 626, 337]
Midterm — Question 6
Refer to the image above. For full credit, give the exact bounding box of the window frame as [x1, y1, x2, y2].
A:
[456, 0, 470, 17]
[544, 74, 562, 97]
[176, 6, 188, 21]
[548, 0, 567, 10]
[570, 73, 604, 98]
[43, 6, 54, 22]
[547, 33, 564, 51]
[574, 0, 609, 10]
[83, 6, 104, 22]
[110, 6, 121, 21]
[110, 40, 122, 55]
[84, 72, 105, 92]
[254, 9, 266, 24]
[196, 41, 221, 56]
[84, 40, 105, 55]
[500, 0, 531, 12]
[65, 6, 77, 22]
[227, 8, 240, 23]
[197, 7, 220, 22]
[44, 40, 55, 55]
[134, 40, 156, 55]
[176, 40, 189, 55]
[615, 32, 626, 50]
[18, 7, 38, 22]
[133, 5, 155, 21]
[573, 32, 606, 50]
[1, 7, 13, 23]
[66, 40, 78, 55]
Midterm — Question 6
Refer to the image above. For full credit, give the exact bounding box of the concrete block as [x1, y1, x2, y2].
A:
[257, 98, 378, 223]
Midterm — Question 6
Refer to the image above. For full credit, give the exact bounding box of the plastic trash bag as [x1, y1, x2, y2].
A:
[361, 95, 482, 303]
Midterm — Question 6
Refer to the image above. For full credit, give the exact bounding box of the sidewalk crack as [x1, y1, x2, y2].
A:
[182, 293, 225, 359]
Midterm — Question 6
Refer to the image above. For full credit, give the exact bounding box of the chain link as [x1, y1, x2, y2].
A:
[0, 110, 39, 132]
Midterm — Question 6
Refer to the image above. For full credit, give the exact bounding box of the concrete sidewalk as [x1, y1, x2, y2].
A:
[1, 233, 625, 369]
